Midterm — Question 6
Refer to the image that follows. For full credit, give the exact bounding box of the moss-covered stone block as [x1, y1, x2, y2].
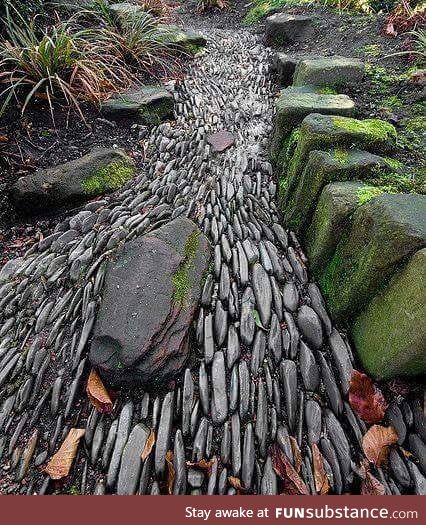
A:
[271, 90, 355, 167]
[282, 148, 392, 233]
[293, 56, 365, 88]
[101, 85, 174, 124]
[11, 147, 136, 214]
[306, 181, 372, 274]
[352, 248, 426, 380]
[280, 113, 397, 208]
[265, 13, 313, 46]
[319, 193, 426, 323]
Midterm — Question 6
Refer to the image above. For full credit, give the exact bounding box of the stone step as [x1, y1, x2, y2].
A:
[279, 113, 397, 209]
[305, 180, 382, 273]
[318, 193, 426, 323]
[282, 148, 396, 233]
[271, 87, 355, 167]
[293, 56, 365, 88]
[265, 13, 314, 47]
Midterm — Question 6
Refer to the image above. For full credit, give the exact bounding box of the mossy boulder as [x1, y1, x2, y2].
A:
[282, 149, 393, 233]
[101, 85, 174, 124]
[90, 218, 211, 388]
[352, 248, 426, 380]
[280, 113, 397, 208]
[157, 24, 207, 53]
[271, 90, 355, 167]
[265, 13, 313, 46]
[306, 181, 373, 274]
[11, 148, 136, 215]
[319, 193, 426, 323]
[293, 56, 365, 88]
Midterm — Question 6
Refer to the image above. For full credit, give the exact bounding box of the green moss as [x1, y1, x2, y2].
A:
[356, 185, 386, 205]
[318, 87, 338, 95]
[358, 43, 381, 57]
[404, 116, 426, 133]
[366, 169, 426, 195]
[333, 148, 350, 165]
[382, 95, 402, 109]
[172, 230, 200, 306]
[331, 116, 397, 143]
[82, 161, 135, 195]
[243, 0, 289, 25]
[68, 485, 80, 495]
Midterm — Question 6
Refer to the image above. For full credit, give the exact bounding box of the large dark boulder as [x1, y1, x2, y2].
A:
[89, 218, 211, 388]
[10, 148, 135, 215]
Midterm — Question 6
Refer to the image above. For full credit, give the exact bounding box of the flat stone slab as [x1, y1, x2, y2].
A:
[352, 248, 426, 379]
[265, 14, 313, 46]
[271, 90, 355, 166]
[101, 85, 174, 124]
[10, 147, 135, 214]
[208, 130, 235, 152]
[89, 217, 211, 388]
[293, 56, 365, 87]
[319, 193, 426, 322]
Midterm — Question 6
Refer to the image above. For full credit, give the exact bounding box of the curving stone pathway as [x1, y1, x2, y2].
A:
[0, 28, 424, 496]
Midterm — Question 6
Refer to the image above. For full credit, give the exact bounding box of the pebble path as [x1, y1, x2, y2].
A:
[0, 29, 424, 495]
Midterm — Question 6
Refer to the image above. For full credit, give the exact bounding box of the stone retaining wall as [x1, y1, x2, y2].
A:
[272, 54, 426, 380]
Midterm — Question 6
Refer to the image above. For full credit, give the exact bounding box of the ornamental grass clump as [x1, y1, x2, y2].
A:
[78, 0, 180, 76]
[0, 7, 131, 122]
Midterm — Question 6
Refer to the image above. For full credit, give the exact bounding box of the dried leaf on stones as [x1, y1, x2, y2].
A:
[349, 370, 387, 424]
[312, 444, 330, 495]
[362, 425, 398, 466]
[86, 369, 113, 414]
[44, 428, 85, 480]
[228, 476, 251, 494]
[165, 450, 175, 495]
[141, 430, 155, 461]
[271, 443, 309, 495]
[290, 436, 302, 473]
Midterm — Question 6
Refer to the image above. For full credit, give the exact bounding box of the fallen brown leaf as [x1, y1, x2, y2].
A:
[362, 425, 398, 466]
[141, 430, 155, 461]
[349, 370, 387, 424]
[271, 443, 309, 495]
[44, 428, 85, 480]
[228, 476, 251, 494]
[361, 471, 386, 495]
[290, 436, 302, 473]
[165, 450, 175, 495]
[186, 458, 215, 473]
[86, 369, 113, 414]
[312, 444, 330, 495]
